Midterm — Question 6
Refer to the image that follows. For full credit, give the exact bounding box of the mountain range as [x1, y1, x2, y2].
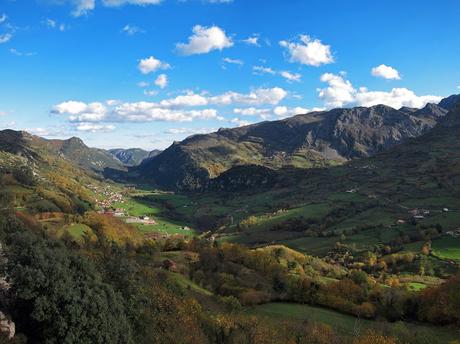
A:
[108, 148, 162, 166]
[134, 94, 460, 190]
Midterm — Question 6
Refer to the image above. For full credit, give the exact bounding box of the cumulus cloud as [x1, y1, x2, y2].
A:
[52, 101, 107, 122]
[138, 56, 170, 74]
[318, 73, 356, 108]
[154, 74, 168, 89]
[114, 103, 220, 122]
[159, 87, 287, 107]
[0, 14, 7, 24]
[234, 106, 312, 120]
[159, 91, 208, 107]
[280, 35, 333, 66]
[371, 64, 401, 80]
[52, 87, 287, 127]
[53, 99, 221, 123]
[165, 127, 216, 135]
[318, 72, 442, 109]
[75, 123, 115, 133]
[176, 25, 233, 55]
[209, 87, 287, 106]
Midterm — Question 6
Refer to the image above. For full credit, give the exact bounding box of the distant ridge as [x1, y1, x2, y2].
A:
[134, 95, 458, 190]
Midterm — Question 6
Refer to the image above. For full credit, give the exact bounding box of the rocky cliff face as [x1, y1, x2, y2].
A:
[136, 96, 456, 190]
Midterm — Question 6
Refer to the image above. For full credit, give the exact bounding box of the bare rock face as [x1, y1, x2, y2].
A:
[0, 311, 15, 339]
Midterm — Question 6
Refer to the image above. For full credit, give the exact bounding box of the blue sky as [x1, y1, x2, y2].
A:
[0, 0, 459, 149]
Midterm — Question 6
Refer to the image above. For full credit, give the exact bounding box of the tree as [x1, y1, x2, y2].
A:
[3, 227, 133, 344]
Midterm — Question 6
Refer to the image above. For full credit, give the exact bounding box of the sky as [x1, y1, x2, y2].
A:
[0, 0, 459, 150]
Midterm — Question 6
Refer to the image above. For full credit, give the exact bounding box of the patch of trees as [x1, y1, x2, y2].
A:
[189, 241, 460, 327]
[0, 218, 133, 343]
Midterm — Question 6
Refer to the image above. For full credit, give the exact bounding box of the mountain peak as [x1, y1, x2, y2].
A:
[438, 94, 460, 111]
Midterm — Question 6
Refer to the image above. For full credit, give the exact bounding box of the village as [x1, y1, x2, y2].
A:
[87, 184, 158, 225]
[86, 184, 193, 238]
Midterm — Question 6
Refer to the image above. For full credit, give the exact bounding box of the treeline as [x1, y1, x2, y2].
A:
[189, 241, 460, 326]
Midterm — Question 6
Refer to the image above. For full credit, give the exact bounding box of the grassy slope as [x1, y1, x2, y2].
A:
[168, 111, 460, 261]
[249, 303, 459, 344]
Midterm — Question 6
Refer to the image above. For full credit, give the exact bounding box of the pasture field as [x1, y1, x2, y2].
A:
[113, 189, 197, 236]
[431, 236, 460, 262]
[249, 303, 460, 344]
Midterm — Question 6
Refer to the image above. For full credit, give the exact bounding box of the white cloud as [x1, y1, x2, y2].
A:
[0, 14, 7, 24]
[234, 106, 311, 120]
[160, 91, 208, 107]
[209, 87, 287, 106]
[72, 0, 95, 17]
[273, 106, 309, 118]
[159, 87, 287, 107]
[318, 73, 355, 108]
[318, 72, 442, 109]
[371, 64, 401, 80]
[52, 87, 287, 126]
[176, 25, 233, 55]
[242, 35, 259, 46]
[280, 35, 333, 67]
[75, 123, 115, 133]
[0, 33, 12, 44]
[253, 66, 301, 83]
[138, 56, 170, 74]
[279, 71, 301, 82]
[355, 88, 442, 108]
[25, 127, 68, 137]
[154, 74, 168, 89]
[223, 57, 243, 65]
[122, 24, 143, 35]
[253, 65, 276, 75]
[102, 0, 161, 6]
[0, 111, 8, 117]
[165, 127, 216, 135]
[230, 118, 252, 127]
[114, 103, 220, 122]
[52, 101, 107, 122]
